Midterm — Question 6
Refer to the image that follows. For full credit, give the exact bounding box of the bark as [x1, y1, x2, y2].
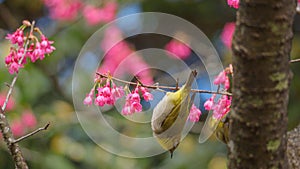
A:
[229, 0, 296, 169]
[0, 112, 29, 169]
[287, 124, 300, 168]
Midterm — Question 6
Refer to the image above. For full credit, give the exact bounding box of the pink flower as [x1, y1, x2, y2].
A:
[212, 95, 232, 120]
[44, 0, 82, 21]
[11, 120, 24, 137]
[21, 110, 37, 128]
[189, 104, 202, 122]
[6, 29, 24, 47]
[225, 76, 230, 90]
[0, 93, 15, 111]
[227, 0, 239, 9]
[5, 29, 55, 74]
[95, 94, 106, 106]
[40, 35, 56, 55]
[165, 39, 191, 59]
[214, 70, 227, 86]
[112, 85, 124, 99]
[89, 80, 125, 107]
[83, 2, 117, 25]
[139, 87, 153, 101]
[83, 89, 94, 106]
[83, 5, 103, 25]
[98, 2, 117, 23]
[204, 94, 215, 110]
[221, 22, 235, 49]
[121, 88, 143, 115]
[8, 62, 23, 74]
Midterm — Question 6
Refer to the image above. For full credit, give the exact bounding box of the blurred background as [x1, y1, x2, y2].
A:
[0, 0, 299, 169]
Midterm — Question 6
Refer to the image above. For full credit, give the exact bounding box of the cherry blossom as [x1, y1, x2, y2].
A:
[189, 104, 202, 122]
[227, 0, 239, 9]
[165, 39, 191, 59]
[221, 22, 235, 49]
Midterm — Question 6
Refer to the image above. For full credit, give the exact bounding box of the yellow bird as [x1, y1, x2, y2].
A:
[151, 70, 197, 158]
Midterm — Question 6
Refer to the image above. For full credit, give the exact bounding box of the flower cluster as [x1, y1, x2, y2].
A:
[204, 65, 233, 120]
[5, 21, 55, 74]
[83, 2, 117, 25]
[122, 86, 153, 115]
[189, 104, 202, 122]
[43, 0, 82, 21]
[84, 74, 154, 115]
[84, 78, 124, 107]
[43, 0, 117, 26]
[165, 39, 191, 59]
[227, 0, 239, 9]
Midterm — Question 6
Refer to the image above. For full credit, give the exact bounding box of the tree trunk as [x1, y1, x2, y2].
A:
[229, 0, 296, 169]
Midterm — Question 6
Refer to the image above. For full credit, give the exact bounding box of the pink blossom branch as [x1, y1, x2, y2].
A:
[13, 123, 50, 144]
[96, 72, 232, 96]
[0, 22, 37, 169]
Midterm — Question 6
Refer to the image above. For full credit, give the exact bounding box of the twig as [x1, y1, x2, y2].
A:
[96, 72, 232, 96]
[290, 58, 300, 63]
[1, 21, 35, 112]
[13, 123, 50, 144]
[0, 22, 36, 169]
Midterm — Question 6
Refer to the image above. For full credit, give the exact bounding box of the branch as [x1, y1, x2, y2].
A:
[290, 58, 300, 63]
[0, 111, 28, 169]
[96, 72, 232, 96]
[0, 22, 36, 169]
[13, 123, 50, 144]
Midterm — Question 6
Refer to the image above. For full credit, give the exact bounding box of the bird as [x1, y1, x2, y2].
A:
[151, 70, 197, 158]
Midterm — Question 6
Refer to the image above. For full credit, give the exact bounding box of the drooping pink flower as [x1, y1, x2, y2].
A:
[91, 79, 125, 107]
[212, 95, 232, 120]
[11, 120, 25, 137]
[6, 29, 24, 47]
[189, 104, 202, 122]
[83, 89, 94, 106]
[139, 87, 153, 101]
[121, 88, 143, 115]
[95, 94, 106, 106]
[214, 70, 227, 86]
[40, 35, 56, 55]
[112, 85, 124, 99]
[227, 0, 239, 9]
[204, 94, 215, 111]
[0, 93, 15, 111]
[21, 110, 37, 128]
[221, 22, 235, 49]
[4, 26, 55, 74]
[225, 76, 230, 90]
[8, 62, 23, 74]
[165, 39, 191, 59]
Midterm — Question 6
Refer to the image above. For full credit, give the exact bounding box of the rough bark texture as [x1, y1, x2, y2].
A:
[0, 112, 28, 169]
[287, 124, 300, 168]
[229, 0, 296, 169]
